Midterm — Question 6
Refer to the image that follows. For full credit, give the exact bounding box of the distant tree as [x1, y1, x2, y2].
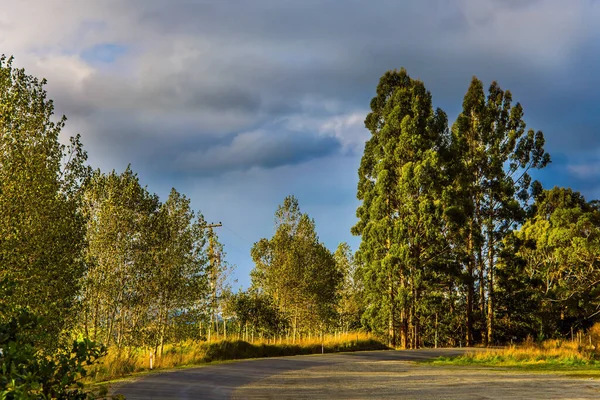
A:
[334, 242, 363, 333]
[251, 195, 342, 341]
[198, 224, 234, 341]
[226, 290, 286, 341]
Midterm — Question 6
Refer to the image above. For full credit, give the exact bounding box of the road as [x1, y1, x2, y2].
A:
[112, 348, 600, 399]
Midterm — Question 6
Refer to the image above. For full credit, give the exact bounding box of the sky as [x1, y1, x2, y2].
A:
[2, 0, 600, 289]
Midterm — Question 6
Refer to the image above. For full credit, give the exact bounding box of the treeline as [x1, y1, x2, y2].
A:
[352, 68, 600, 348]
[2, 52, 600, 379]
[0, 55, 358, 364]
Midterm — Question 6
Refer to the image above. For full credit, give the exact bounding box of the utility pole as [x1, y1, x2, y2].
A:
[201, 222, 222, 342]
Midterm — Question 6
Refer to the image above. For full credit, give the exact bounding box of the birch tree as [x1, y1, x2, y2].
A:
[80, 167, 158, 347]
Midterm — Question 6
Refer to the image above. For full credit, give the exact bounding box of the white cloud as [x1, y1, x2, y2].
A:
[567, 162, 600, 179]
[318, 112, 369, 153]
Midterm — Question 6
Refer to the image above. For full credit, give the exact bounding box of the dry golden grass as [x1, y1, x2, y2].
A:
[431, 325, 600, 369]
[463, 339, 591, 365]
[88, 332, 384, 382]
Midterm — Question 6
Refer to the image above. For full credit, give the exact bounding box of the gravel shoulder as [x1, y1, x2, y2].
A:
[113, 348, 600, 400]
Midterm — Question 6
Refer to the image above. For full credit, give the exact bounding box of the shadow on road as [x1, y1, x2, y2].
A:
[113, 348, 472, 400]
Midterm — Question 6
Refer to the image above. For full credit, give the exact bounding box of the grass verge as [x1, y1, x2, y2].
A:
[88, 333, 388, 383]
[425, 339, 600, 375]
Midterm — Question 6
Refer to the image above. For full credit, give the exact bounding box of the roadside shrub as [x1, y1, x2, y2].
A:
[0, 285, 107, 399]
[0, 310, 107, 399]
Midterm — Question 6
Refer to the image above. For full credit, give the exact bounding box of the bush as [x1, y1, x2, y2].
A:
[0, 306, 107, 399]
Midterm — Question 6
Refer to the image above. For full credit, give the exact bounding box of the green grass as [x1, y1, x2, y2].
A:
[425, 339, 600, 375]
[429, 355, 600, 369]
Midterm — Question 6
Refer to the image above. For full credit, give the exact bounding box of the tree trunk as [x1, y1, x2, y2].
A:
[486, 226, 495, 345]
[400, 272, 408, 349]
[293, 312, 298, 344]
[159, 325, 165, 358]
[478, 246, 486, 345]
[159, 306, 167, 358]
[93, 301, 99, 341]
[117, 314, 124, 348]
[466, 227, 475, 346]
[83, 303, 89, 339]
[106, 308, 115, 347]
[435, 313, 438, 349]
[388, 274, 396, 347]
[413, 286, 420, 349]
[409, 274, 415, 349]
[214, 310, 219, 340]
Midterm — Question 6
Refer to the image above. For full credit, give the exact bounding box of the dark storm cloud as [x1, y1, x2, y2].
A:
[15, 0, 600, 184]
[173, 130, 341, 175]
[113, 0, 597, 127]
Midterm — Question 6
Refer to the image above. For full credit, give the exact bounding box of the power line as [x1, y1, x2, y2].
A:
[223, 224, 254, 245]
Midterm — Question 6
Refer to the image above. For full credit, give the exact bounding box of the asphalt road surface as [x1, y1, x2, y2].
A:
[112, 349, 600, 399]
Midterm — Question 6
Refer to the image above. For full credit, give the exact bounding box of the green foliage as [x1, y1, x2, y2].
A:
[0, 282, 106, 399]
[0, 55, 90, 348]
[251, 195, 342, 338]
[79, 171, 213, 349]
[225, 291, 287, 339]
[353, 68, 452, 347]
[449, 76, 550, 345]
[496, 187, 600, 339]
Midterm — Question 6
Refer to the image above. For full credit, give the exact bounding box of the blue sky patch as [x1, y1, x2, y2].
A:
[81, 43, 128, 64]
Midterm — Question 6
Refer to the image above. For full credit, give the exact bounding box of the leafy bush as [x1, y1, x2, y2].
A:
[0, 294, 108, 399]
